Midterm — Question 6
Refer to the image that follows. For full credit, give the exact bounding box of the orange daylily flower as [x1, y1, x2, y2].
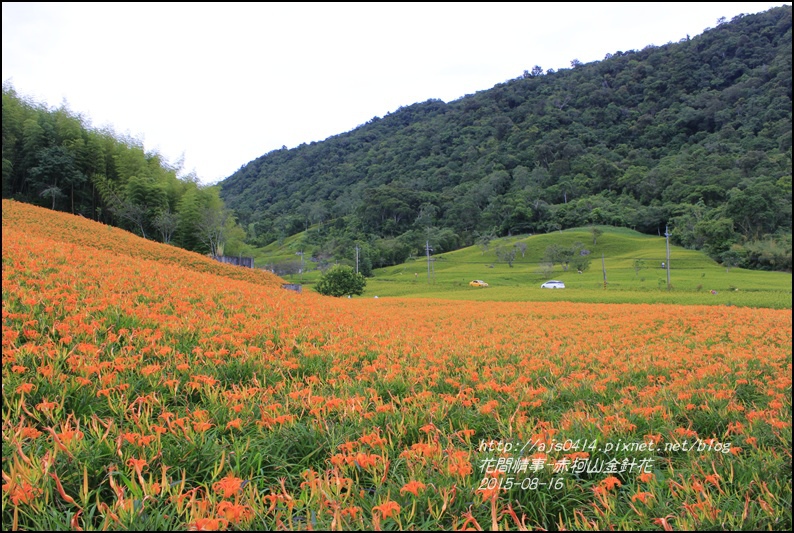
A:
[126, 458, 147, 476]
[631, 491, 654, 504]
[216, 501, 254, 524]
[15, 383, 35, 394]
[3, 479, 42, 506]
[400, 480, 427, 497]
[213, 475, 244, 499]
[372, 500, 401, 519]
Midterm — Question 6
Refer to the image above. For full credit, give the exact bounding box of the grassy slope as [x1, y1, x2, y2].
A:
[274, 227, 792, 308]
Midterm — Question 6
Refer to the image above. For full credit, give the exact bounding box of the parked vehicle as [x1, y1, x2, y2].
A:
[541, 280, 565, 289]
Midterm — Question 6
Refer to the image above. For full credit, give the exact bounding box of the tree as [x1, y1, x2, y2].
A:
[94, 173, 167, 239]
[495, 244, 517, 267]
[475, 228, 497, 255]
[569, 242, 591, 272]
[196, 205, 230, 257]
[726, 182, 784, 240]
[633, 258, 646, 276]
[28, 145, 84, 211]
[558, 246, 574, 271]
[192, 185, 231, 256]
[314, 265, 366, 297]
[414, 202, 439, 228]
[312, 250, 334, 273]
[221, 215, 248, 257]
[95, 176, 151, 239]
[39, 185, 64, 209]
[720, 248, 742, 272]
[175, 184, 202, 251]
[694, 216, 736, 257]
[153, 207, 178, 244]
[591, 226, 604, 245]
[571, 254, 591, 273]
[543, 244, 565, 270]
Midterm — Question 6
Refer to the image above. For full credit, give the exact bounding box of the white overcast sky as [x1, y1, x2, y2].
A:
[3, 2, 790, 184]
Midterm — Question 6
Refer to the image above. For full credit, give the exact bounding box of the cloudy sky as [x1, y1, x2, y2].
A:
[3, 2, 789, 184]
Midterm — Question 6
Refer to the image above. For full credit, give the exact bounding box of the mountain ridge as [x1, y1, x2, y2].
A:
[220, 6, 791, 272]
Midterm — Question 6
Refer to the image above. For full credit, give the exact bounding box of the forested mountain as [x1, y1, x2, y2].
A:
[221, 6, 792, 272]
[2, 85, 247, 257]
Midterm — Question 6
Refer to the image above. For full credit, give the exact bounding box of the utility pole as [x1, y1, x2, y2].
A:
[296, 251, 304, 281]
[355, 244, 360, 274]
[601, 253, 607, 289]
[664, 225, 671, 290]
[426, 240, 431, 283]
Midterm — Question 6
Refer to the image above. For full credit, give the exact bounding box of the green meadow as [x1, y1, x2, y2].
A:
[271, 227, 792, 309]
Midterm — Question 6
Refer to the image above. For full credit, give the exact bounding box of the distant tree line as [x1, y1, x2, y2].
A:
[2, 83, 248, 257]
[221, 6, 791, 272]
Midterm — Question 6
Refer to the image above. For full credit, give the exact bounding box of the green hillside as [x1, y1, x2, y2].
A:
[273, 226, 792, 308]
[220, 6, 792, 273]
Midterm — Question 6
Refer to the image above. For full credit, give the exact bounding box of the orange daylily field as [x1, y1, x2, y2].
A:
[2, 200, 791, 531]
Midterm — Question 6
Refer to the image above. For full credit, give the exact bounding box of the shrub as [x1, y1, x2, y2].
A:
[314, 265, 366, 297]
